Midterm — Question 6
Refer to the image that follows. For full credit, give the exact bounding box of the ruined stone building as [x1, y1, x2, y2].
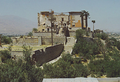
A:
[37, 10, 89, 33]
[37, 11, 69, 32]
[54, 13, 69, 28]
[12, 10, 90, 46]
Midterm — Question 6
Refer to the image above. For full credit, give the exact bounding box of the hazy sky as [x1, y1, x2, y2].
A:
[0, 0, 120, 32]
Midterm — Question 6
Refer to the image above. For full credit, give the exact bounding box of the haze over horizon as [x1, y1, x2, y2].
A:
[0, 0, 120, 32]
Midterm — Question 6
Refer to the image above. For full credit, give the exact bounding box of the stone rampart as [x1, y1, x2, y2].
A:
[12, 36, 65, 45]
[32, 44, 64, 65]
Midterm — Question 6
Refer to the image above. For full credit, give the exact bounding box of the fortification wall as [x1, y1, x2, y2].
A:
[12, 36, 65, 45]
[32, 44, 64, 65]
[12, 38, 40, 45]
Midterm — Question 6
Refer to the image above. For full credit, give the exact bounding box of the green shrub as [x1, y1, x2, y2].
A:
[109, 37, 117, 42]
[95, 33, 101, 38]
[95, 33, 108, 40]
[43, 54, 89, 78]
[88, 59, 106, 77]
[1, 36, 12, 44]
[88, 49, 120, 78]
[72, 38, 100, 60]
[86, 32, 89, 36]
[22, 45, 33, 65]
[116, 41, 120, 50]
[0, 50, 11, 63]
[0, 46, 43, 82]
[101, 33, 108, 40]
[76, 29, 85, 39]
[105, 60, 120, 77]
[27, 32, 33, 37]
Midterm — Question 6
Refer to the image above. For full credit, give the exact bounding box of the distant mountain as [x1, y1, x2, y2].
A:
[0, 15, 37, 35]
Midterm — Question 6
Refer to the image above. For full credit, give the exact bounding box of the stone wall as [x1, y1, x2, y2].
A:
[11, 51, 24, 60]
[12, 37, 41, 46]
[11, 51, 35, 61]
[10, 44, 64, 65]
[24, 38, 38, 45]
[32, 44, 64, 65]
[42, 36, 65, 45]
[12, 35, 65, 45]
[69, 31, 76, 37]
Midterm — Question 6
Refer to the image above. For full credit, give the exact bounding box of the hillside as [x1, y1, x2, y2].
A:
[0, 15, 37, 35]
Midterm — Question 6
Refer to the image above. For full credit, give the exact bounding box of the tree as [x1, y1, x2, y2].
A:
[109, 37, 117, 42]
[22, 45, 33, 65]
[80, 12, 84, 29]
[83, 10, 90, 28]
[1, 36, 12, 44]
[72, 38, 100, 60]
[75, 29, 85, 39]
[28, 32, 33, 37]
[0, 50, 11, 63]
[0, 46, 43, 82]
[95, 33, 108, 40]
[73, 29, 103, 60]
[48, 10, 56, 45]
[92, 20, 95, 31]
[32, 28, 38, 33]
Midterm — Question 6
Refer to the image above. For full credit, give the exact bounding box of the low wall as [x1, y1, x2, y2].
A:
[97, 78, 120, 82]
[69, 31, 76, 37]
[43, 77, 120, 82]
[32, 44, 64, 65]
[11, 51, 24, 60]
[11, 51, 24, 56]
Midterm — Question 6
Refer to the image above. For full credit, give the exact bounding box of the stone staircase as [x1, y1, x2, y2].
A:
[64, 37, 76, 54]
